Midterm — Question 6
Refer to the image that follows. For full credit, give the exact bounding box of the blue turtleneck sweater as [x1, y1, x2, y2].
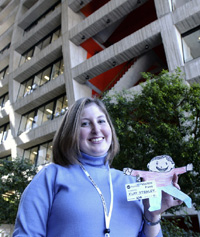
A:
[13, 153, 162, 237]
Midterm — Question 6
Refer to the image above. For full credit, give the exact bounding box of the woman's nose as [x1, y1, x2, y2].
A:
[91, 123, 100, 133]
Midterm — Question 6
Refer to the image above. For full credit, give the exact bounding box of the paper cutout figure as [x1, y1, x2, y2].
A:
[123, 155, 193, 211]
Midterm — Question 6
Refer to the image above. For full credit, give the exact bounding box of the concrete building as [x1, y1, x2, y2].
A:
[0, 0, 200, 233]
[0, 0, 200, 163]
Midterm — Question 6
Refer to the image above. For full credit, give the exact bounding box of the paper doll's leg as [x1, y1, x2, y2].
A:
[162, 185, 192, 208]
[148, 188, 162, 211]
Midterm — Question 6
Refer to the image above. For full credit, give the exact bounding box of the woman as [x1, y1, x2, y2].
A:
[13, 97, 182, 237]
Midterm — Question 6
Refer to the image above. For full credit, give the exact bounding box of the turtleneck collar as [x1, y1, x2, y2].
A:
[78, 152, 108, 168]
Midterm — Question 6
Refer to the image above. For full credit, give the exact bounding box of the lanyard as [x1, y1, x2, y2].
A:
[79, 162, 113, 237]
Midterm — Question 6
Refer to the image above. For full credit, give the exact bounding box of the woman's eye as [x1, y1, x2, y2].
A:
[81, 121, 90, 127]
[98, 119, 106, 124]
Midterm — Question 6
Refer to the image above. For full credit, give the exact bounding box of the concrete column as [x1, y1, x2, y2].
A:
[73, 80, 92, 101]
[61, 0, 90, 105]
[154, 0, 171, 18]
[12, 144, 24, 160]
[4, 2, 24, 161]
[159, 14, 184, 71]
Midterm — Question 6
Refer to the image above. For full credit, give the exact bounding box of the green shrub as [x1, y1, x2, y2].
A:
[0, 158, 37, 224]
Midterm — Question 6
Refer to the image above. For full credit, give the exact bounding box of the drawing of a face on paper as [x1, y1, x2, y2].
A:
[147, 155, 175, 172]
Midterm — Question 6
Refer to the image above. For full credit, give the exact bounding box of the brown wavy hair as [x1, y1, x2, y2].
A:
[53, 97, 119, 166]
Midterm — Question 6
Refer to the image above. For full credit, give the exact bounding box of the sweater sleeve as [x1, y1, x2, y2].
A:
[13, 164, 57, 236]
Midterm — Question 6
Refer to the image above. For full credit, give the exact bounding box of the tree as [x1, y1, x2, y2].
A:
[0, 158, 37, 224]
[102, 68, 200, 234]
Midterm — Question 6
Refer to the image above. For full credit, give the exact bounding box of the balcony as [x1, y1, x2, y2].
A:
[18, 0, 60, 30]
[13, 38, 62, 83]
[15, 5, 61, 54]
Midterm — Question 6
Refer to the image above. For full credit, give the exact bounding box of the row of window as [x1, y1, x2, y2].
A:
[24, 1, 61, 33]
[0, 123, 11, 144]
[19, 27, 61, 67]
[18, 94, 68, 135]
[0, 66, 9, 80]
[0, 140, 52, 167]
[23, 140, 53, 166]
[17, 58, 64, 98]
[0, 93, 9, 108]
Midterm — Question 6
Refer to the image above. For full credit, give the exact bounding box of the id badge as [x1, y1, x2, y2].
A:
[125, 180, 157, 201]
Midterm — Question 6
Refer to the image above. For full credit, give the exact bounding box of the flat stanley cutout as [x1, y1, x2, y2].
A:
[123, 155, 193, 212]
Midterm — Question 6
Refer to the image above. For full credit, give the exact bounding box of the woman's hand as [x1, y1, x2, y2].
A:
[142, 174, 183, 237]
[143, 173, 183, 219]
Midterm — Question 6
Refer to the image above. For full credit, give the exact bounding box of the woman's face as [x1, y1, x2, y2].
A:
[79, 103, 112, 157]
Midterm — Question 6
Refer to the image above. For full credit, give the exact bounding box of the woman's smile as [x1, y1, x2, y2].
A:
[89, 137, 104, 143]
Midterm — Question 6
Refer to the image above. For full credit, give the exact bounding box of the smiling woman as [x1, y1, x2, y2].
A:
[13, 97, 183, 237]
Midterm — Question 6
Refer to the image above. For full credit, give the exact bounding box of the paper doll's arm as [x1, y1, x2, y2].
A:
[174, 163, 193, 175]
[123, 168, 149, 178]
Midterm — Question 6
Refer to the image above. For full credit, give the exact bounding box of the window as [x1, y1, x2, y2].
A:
[37, 144, 48, 166]
[18, 116, 27, 135]
[24, 78, 34, 97]
[40, 67, 52, 85]
[18, 83, 26, 98]
[43, 102, 54, 122]
[0, 66, 9, 80]
[23, 141, 53, 166]
[24, 147, 37, 165]
[34, 72, 42, 86]
[182, 26, 200, 63]
[17, 58, 63, 98]
[19, 49, 34, 66]
[18, 94, 68, 134]
[34, 107, 44, 128]
[41, 35, 52, 49]
[25, 111, 35, 131]
[54, 95, 68, 117]
[0, 123, 11, 144]
[26, 49, 34, 62]
[51, 59, 63, 80]
[52, 28, 61, 42]
[0, 93, 9, 108]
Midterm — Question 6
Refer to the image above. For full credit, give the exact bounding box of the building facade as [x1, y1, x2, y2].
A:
[0, 0, 200, 166]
